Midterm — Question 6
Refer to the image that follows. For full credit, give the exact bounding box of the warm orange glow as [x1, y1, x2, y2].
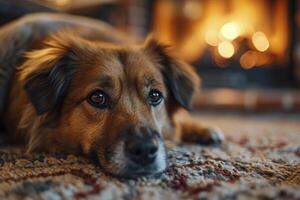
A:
[153, 0, 288, 64]
[240, 51, 257, 69]
[220, 22, 240, 41]
[252, 32, 269, 52]
[52, 0, 70, 6]
[183, 1, 202, 20]
[218, 41, 235, 58]
[205, 30, 219, 46]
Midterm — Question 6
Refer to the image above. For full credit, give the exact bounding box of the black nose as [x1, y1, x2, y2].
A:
[126, 140, 158, 164]
[124, 126, 159, 165]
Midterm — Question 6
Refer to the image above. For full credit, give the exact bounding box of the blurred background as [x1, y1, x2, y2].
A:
[0, 0, 299, 112]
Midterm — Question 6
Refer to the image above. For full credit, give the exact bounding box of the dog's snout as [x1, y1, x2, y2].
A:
[126, 139, 158, 164]
[124, 126, 159, 165]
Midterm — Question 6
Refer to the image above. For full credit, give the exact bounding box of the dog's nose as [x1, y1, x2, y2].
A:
[126, 139, 158, 164]
[124, 126, 159, 165]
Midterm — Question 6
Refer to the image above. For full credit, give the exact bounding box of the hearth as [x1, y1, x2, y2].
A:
[152, 0, 297, 89]
[1, 0, 300, 111]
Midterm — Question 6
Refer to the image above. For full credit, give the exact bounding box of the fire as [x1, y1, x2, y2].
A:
[252, 32, 270, 52]
[240, 51, 257, 69]
[218, 41, 235, 58]
[220, 22, 240, 41]
[48, 0, 70, 7]
[183, 0, 202, 20]
[205, 30, 219, 46]
[153, 0, 289, 68]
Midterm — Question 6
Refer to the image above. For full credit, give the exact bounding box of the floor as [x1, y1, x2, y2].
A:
[0, 113, 299, 200]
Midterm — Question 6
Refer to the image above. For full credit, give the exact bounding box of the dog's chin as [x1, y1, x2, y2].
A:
[119, 157, 167, 178]
[97, 141, 167, 178]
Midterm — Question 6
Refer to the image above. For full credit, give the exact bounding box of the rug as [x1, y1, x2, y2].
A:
[0, 113, 299, 200]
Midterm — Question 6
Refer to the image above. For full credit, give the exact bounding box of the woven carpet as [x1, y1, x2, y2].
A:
[0, 113, 299, 200]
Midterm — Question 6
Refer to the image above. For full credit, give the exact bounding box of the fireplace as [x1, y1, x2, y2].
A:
[151, 0, 296, 89]
[0, 0, 299, 111]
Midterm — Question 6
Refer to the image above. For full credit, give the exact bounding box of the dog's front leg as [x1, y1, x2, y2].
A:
[172, 109, 224, 145]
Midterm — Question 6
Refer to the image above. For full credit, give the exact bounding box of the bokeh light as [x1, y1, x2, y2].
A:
[252, 32, 269, 52]
[205, 30, 219, 46]
[218, 41, 235, 58]
[183, 0, 202, 20]
[220, 22, 240, 41]
[240, 51, 258, 69]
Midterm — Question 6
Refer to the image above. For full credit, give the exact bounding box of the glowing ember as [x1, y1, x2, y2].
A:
[50, 0, 70, 7]
[240, 51, 258, 69]
[252, 32, 269, 52]
[218, 41, 235, 58]
[152, 0, 288, 68]
[220, 22, 240, 41]
[205, 30, 219, 46]
[183, 1, 202, 20]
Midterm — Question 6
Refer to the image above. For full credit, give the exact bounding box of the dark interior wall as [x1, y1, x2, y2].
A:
[0, 0, 56, 25]
[295, 0, 300, 85]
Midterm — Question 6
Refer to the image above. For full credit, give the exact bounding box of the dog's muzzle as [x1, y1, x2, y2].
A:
[121, 126, 167, 176]
[125, 127, 159, 165]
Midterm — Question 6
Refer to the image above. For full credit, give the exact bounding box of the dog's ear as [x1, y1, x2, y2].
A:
[144, 36, 200, 111]
[20, 34, 84, 115]
[23, 56, 75, 115]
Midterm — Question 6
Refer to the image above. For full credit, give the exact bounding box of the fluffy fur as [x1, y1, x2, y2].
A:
[0, 13, 223, 177]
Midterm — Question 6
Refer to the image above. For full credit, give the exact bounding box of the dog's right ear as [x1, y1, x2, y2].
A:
[20, 34, 85, 115]
[143, 36, 201, 111]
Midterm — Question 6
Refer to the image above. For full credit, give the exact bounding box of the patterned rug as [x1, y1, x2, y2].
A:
[0, 113, 299, 200]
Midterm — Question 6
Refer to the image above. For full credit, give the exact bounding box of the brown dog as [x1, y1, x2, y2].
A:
[0, 13, 223, 177]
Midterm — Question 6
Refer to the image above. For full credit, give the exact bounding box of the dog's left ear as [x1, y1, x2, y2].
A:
[20, 34, 84, 115]
[144, 37, 200, 110]
[23, 56, 75, 115]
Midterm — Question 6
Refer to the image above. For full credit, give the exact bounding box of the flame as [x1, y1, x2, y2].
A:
[183, 0, 202, 20]
[220, 22, 240, 41]
[240, 51, 257, 69]
[252, 32, 269, 52]
[152, 0, 288, 65]
[205, 30, 219, 46]
[49, 0, 70, 7]
[218, 41, 235, 58]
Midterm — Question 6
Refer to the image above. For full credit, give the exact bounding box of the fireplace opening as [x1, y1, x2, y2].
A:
[0, 0, 299, 111]
[152, 0, 295, 89]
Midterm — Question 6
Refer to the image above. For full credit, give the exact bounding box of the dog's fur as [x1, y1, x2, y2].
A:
[0, 13, 223, 177]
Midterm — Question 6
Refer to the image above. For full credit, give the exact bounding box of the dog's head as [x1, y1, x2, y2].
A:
[19, 33, 200, 177]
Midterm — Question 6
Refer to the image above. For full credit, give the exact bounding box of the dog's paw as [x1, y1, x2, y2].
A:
[184, 127, 224, 145]
[201, 127, 224, 145]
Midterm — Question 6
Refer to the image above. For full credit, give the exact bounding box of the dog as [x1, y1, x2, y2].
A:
[0, 13, 223, 177]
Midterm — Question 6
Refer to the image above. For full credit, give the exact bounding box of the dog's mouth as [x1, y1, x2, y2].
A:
[89, 139, 167, 178]
[122, 146, 168, 177]
[121, 163, 166, 178]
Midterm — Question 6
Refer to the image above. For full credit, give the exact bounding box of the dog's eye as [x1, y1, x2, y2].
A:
[87, 90, 109, 108]
[148, 89, 163, 106]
